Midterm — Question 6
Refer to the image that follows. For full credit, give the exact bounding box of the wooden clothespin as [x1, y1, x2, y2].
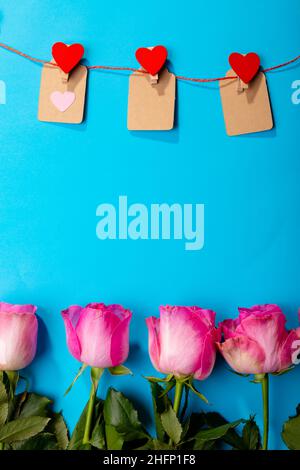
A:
[237, 78, 248, 93]
[58, 43, 70, 84]
[60, 70, 69, 84]
[229, 52, 260, 94]
[135, 45, 168, 86]
[149, 72, 158, 86]
[52, 41, 85, 85]
[147, 47, 158, 86]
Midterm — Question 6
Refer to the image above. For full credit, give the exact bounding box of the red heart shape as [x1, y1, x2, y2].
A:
[52, 42, 84, 73]
[135, 45, 168, 75]
[229, 52, 260, 83]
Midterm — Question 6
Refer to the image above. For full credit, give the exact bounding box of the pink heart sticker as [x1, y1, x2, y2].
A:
[50, 91, 75, 112]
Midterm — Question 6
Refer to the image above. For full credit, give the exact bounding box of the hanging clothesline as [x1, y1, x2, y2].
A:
[0, 41, 299, 83]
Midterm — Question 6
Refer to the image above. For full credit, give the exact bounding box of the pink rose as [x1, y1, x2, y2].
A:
[0, 302, 38, 371]
[62, 303, 132, 368]
[218, 304, 298, 374]
[146, 305, 219, 380]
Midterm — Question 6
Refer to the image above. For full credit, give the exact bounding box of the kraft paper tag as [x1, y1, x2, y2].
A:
[127, 67, 176, 130]
[38, 62, 87, 124]
[219, 70, 273, 136]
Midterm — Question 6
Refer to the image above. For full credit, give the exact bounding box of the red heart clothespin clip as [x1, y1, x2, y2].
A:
[135, 45, 168, 85]
[229, 52, 260, 92]
[52, 42, 85, 83]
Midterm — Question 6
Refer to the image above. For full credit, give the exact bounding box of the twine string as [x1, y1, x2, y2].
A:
[0, 41, 299, 83]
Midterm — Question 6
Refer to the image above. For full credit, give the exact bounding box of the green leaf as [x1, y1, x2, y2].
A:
[90, 419, 106, 449]
[90, 401, 106, 450]
[105, 424, 124, 450]
[19, 393, 52, 418]
[181, 413, 244, 450]
[282, 409, 300, 450]
[192, 419, 242, 443]
[242, 417, 260, 450]
[182, 412, 207, 441]
[134, 438, 155, 450]
[160, 406, 182, 445]
[200, 412, 245, 450]
[1, 373, 14, 419]
[0, 381, 8, 426]
[12, 392, 28, 419]
[104, 388, 148, 442]
[150, 382, 172, 442]
[0, 416, 50, 443]
[68, 397, 103, 450]
[78, 443, 92, 450]
[64, 364, 88, 396]
[180, 417, 191, 442]
[11, 433, 58, 450]
[48, 413, 69, 450]
[153, 439, 172, 450]
[1, 371, 19, 419]
[186, 381, 209, 404]
[108, 365, 133, 376]
[68, 400, 89, 450]
[193, 439, 217, 450]
[135, 440, 154, 450]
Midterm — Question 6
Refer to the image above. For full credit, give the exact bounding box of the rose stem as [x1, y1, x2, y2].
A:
[173, 380, 184, 416]
[82, 369, 103, 446]
[261, 373, 269, 450]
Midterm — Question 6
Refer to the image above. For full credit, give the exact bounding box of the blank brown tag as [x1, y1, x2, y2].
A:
[38, 62, 87, 124]
[127, 67, 176, 130]
[219, 70, 273, 136]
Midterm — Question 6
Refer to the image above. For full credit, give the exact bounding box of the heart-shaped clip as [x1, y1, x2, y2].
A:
[135, 45, 168, 86]
[229, 52, 260, 93]
[52, 42, 85, 83]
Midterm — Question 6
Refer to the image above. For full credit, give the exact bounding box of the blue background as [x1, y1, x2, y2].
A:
[0, 0, 300, 450]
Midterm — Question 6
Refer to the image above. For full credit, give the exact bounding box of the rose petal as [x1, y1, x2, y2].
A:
[238, 304, 283, 320]
[194, 331, 217, 380]
[0, 312, 37, 370]
[158, 306, 215, 377]
[237, 311, 287, 372]
[218, 335, 266, 374]
[110, 310, 132, 366]
[220, 318, 239, 338]
[75, 308, 113, 367]
[61, 307, 82, 361]
[145, 317, 161, 372]
[0, 302, 37, 315]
